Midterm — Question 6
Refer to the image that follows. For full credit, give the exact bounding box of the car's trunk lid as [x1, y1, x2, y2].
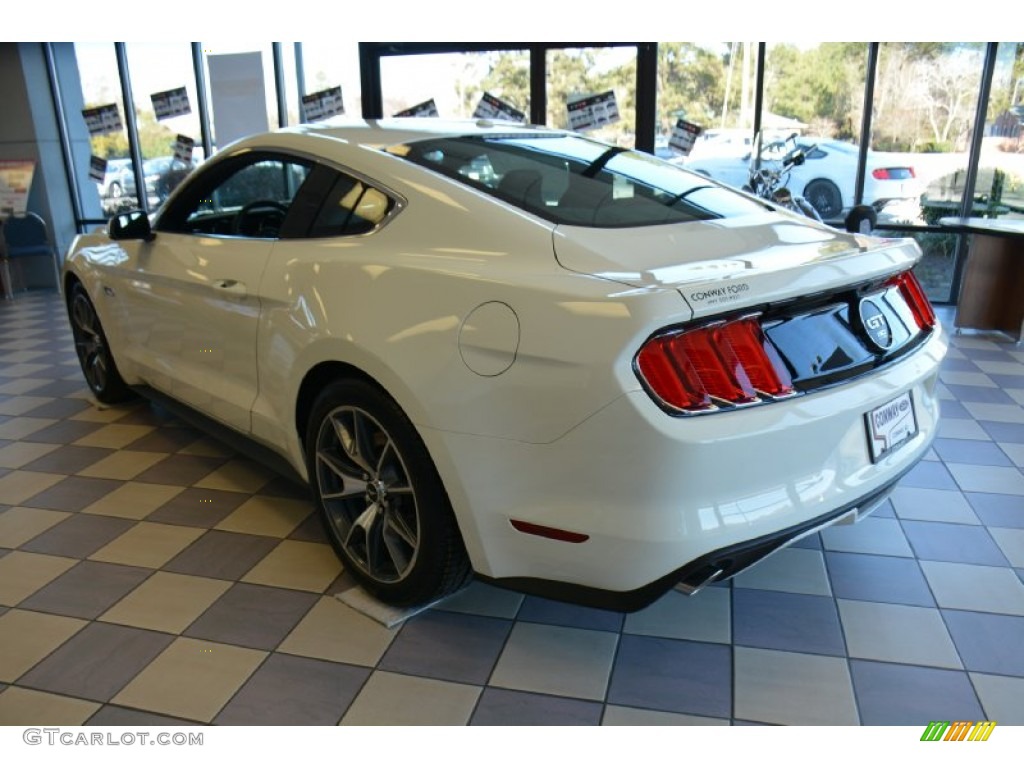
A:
[552, 211, 921, 319]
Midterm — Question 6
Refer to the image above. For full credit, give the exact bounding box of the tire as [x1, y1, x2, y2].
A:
[67, 282, 133, 403]
[306, 378, 470, 605]
[803, 179, 843, 220]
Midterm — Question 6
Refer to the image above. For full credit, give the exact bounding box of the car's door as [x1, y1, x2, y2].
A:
[117, 151, 314, 433]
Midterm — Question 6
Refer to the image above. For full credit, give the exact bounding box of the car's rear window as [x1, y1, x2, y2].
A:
[387, 134, 767, 228]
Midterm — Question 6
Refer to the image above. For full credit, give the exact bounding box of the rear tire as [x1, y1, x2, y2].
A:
[67, 282, 133, 404]
[305, 378, 470, 606]
[803, 179, 843, 220]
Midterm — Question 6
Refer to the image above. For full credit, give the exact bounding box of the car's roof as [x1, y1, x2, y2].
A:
[284, 117, 561, 149]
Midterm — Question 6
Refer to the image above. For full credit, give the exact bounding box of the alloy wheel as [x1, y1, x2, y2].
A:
[70, 292, 110, 394]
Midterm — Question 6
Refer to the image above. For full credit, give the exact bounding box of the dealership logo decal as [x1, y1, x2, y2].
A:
[859, 299, 893, 350]
[920, 721, 997, 742]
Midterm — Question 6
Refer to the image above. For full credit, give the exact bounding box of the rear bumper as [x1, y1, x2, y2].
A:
[425, 327, 946, 608]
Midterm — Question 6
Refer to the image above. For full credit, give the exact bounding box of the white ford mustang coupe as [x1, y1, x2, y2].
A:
[64, 119, 945, 610]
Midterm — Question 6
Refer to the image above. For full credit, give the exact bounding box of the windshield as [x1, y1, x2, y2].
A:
[388, 134, 767, 228]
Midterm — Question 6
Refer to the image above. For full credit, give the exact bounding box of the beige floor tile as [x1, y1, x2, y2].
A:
[733, 547, 833, 595]
[0, 507, 71, 548]
[0, 350, 51, 364]
[241, 540, 342, 592]
[990, 527, 1024, 568]
[0, 551, 78, 606]
[0, 470, 63, 505]
[0, 417, 56, 441]
[838, 599, 961, 669]
[89, 522, 204, 568]
[194, 458, 269, 493]
[921, 561, 1024, 615]
[178, 437, 234, 458]
[0, 686, 100, 725]
[969, 673, 1024, 724]
[0, 377, 49, 395]
[77, 450, 168, 481]
[624, 588, 730, 644]
[340, 671, 480, 725]
[112, 637, 266, 723]
[0, 441, 59, 469]
[100, 571, 231, 633]
[278, 596, 397, 666]
[72, 424, 156, 449]
[0, 395, 54, 417]
[83, 482, 183, 520]
[435, 581, 524, 619]
[214, 495, 311, 538]
[734, 647, 859, 725]
[602, 705, 729, 726]
[0, 609, 86, 681]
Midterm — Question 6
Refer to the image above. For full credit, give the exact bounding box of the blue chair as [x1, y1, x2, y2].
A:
[1, 212, 56, 295]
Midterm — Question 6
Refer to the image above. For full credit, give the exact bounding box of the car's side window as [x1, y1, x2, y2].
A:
[306, 172, 394, 238]
[158, 154, 312, 238]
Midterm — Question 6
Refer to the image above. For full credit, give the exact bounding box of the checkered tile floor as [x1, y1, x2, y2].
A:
[1, 291, 1023, 726]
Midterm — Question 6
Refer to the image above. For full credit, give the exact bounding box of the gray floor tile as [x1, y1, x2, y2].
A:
[21, 476, 124, 513]
[735, 587, 846, 655]
[259, 476, 309, 500]
[21, 445, 115, 475]
[922, 560, 1024, 615]
[606, 635, 730, 718]
[902, 520, 1010, 566]
[989, 373, 1024, 389]
[123, 428, 203, 454]
[989, 527, 1024, 567]
[838, 599, 960, 668]
[733, 647, 858, 725]
[184, 583, 318, 651]
[286, 512, 328, 543]
[943, 610, 1024, 676]
[21, 513, 136, 559]
[18, 622, 173, 701]
[965, 492, 1024, 528]
[899, 461, 959, 490]
[380, 610, 511, 685]
[824, 551, 935, 607]
[164, 531, 279, 581]
[490, 622, 617, 701]
[20, 399, 90, 420]
[979, 420, 1024, 443]
[948, 463, 1024, 495]
[732, 547, 832, 595]
[851, 660, 984, 725]
[134, 454, 228, 487]
[434, 582, 525, 620]
[20, 561, 152, 619]
[933, 437, 1013, 466]
[936, 400, 971, 419]
[821, 517, 914, 557]
[969, 673, 1024, 724]
[146, 487, 248, 528]
[515, 595, 622, 632]
[86, 704, 199, 726]
[623, 588, 730, 644]
[470, 688, 602, 726]
[890, 487, 979, 524]
[20, 420, 103, 445]
[215, 653, 369, 725]
[944, 384, 1017, 406]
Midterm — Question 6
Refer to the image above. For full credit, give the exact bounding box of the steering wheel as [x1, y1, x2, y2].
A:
[233, 200, 288, 237]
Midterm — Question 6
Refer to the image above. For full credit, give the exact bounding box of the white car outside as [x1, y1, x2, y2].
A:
[62, 119, 945, 610]
[685, 136, 924, 220]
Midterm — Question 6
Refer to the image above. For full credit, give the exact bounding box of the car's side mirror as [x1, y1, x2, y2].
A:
[109, 210, 155, 242]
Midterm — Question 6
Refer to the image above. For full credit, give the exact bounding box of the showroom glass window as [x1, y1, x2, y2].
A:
[124, 43, 203, 212]
[73, 43, 127, 218]
[199, 43, 284, 152]
[983, 43, 1024, 226]
[546, 47, 637, 149]
[300, 42, 363, 120]
[872, 43, 986, 302]
[380, 50, 530, 122]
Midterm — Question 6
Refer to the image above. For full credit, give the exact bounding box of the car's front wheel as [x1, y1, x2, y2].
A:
[306, 379, 470, 605]
[67, 282, 132, 403]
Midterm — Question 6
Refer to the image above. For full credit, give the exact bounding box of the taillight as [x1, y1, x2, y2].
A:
[872, 168, 891, 180]
[872, 168, 916, 179]
[888, 270, 936, 330]
[636, 314, 794, 413]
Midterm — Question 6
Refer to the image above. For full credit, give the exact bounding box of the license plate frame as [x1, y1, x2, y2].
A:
[865, 391, 918, 463]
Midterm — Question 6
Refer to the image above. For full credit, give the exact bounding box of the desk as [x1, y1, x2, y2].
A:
[940, 216, 1024, 340]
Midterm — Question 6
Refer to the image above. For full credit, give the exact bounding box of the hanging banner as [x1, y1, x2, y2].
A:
[208, 52, 270, 147]
[473, 92, 525, 123]
[82, 104, 123, 136]
[302, 86, 344, 122]
[88, 156, 108, 184]
[566, 90, 619, 132]
[173, 135, 195, 164]
[151, 87, 191, 120]
[0, 160, 35, 216]
[669, 119, 703, 156]
[395, 99, 439, 118]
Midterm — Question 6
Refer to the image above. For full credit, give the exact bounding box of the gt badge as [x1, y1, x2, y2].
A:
[859, 299, 893, 351]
